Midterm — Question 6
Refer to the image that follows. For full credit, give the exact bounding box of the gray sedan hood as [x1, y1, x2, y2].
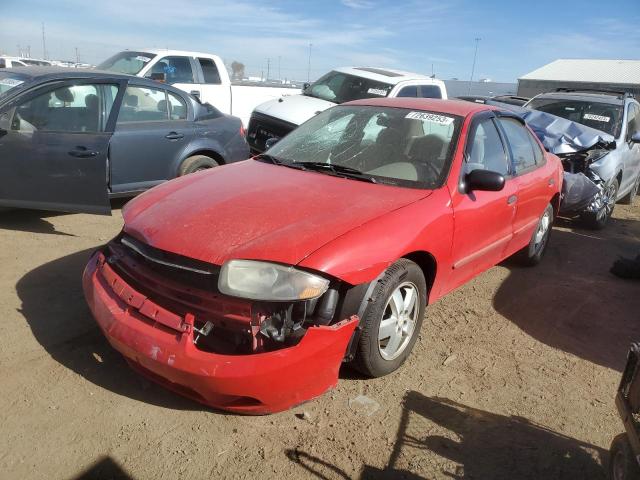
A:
[487, 101, 616, 155]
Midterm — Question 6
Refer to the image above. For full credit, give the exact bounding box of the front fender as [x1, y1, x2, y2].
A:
[590, 150, 622, 183]
[298, 188, 454, 298]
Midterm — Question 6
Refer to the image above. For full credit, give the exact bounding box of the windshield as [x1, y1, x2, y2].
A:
[527, 97, 623, 137]
[97, 51, 155, 75]
[0, 72, 28, 98]
[264, 105, 461, 189]
[305, 71, 393, 104]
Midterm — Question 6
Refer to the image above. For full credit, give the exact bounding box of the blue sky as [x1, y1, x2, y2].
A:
[1, 0, 638, 82]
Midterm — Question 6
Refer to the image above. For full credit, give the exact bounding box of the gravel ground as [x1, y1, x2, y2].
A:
[0, 202, 638, 480]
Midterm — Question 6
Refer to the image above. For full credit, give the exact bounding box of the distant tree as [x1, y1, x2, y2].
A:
[231, 61, 245, 80]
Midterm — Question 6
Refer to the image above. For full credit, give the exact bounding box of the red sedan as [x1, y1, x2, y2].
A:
[83, 98, 563, 414]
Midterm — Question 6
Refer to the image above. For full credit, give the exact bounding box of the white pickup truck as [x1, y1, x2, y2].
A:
[97, 49, 300, 126]
[247, 66, 448, 152]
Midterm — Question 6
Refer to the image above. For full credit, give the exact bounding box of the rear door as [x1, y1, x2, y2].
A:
[0, 79, 120, 214]
[449, 112, 517, 287]
[108, 84, 195, 194]
[496, 115, 553, 254]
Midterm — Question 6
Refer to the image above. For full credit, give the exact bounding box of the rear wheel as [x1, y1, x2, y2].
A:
[582, 178, 619, 230]
[353, 259, 426, 377]
[620, 174, 640, 205]
[518, 203, 553, 266]
[609, 433, 640, 480]
[179, 155, 220, 176]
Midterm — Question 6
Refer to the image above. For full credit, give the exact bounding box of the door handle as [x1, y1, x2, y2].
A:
[165, 132, 184, 140]
[190, 90, 201, 98]
[548, 177, 555, 187]
[507, 195, 517, 205]
[68, 146, 97, 158]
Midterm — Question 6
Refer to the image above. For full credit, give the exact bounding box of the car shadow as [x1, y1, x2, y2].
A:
[287, 391, 606, 479]
[0, 208, 75, 236]
[494, 216, 640, 371]
[16, 248, 202, 411]
[70, 456, 135, 480]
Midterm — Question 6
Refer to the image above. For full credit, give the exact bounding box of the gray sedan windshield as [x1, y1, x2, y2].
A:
[0, 72, 27, 98]
[265, 105, 461, 188]
[527, 98, 623, 137]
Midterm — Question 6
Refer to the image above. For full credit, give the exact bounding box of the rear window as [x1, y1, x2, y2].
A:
[527, 98, 623, 137]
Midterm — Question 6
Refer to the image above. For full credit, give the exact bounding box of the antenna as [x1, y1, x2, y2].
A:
[41, 22, 47, 60]
[468, 37, 481, 94]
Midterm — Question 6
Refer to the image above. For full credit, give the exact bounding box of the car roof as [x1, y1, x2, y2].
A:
[137, 48, 222, 59]
[332, 66, 443, 85]
[344, 97, 499, 117]
[530, 91, 627, 105]
[0, 67, 195, 101]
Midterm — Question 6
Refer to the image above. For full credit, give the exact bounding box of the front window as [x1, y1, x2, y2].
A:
[527, 97, 623, 137]
[12, 83, 117, 133]
[264, 105, 461, 189]
[97, 51, 155, 75]
[305, 71, 393, 104]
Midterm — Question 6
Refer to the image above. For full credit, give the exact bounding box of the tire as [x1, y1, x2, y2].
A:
[620, 174, 640, 206]
[178, 155, 219, 176]
[609, 433, 640, 480]
[582, 178, 619, 230]
[518, 203, 554, 267]
[353, 259, 427, 378]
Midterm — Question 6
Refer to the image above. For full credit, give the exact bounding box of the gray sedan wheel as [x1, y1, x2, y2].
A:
[179, 155, 220, 176]
[620, 174, 640, 205]
[353, 259, 426, 378]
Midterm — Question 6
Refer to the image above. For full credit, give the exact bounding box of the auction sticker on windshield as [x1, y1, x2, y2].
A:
[405, 111, 454, 125]
[583, 113, 610, 123]
[135, 56, 151, 63]
[367, 88, 389, 96]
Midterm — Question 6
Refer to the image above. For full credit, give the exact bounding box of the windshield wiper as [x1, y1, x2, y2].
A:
[294, 162, 377, 183]
[254, 153, 283, 165]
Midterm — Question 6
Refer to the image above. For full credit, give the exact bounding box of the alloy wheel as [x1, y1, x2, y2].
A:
[378, 282, 420, 361]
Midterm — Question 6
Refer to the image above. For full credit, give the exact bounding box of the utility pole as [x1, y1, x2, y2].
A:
[27, 45, 31, 58]
[278, 56, 281, 81]
[75, 47, 79, 64]
[41, 22, 47, 60]
[468, 37, 481, 94]
[307, 43, 312, 83]
[266, 58, 270, 80]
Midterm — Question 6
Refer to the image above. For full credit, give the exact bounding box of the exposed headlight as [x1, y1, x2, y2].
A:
[218, 259, 330, 301]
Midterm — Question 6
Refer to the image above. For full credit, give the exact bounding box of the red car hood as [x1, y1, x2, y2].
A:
[123, 160, 431, 267]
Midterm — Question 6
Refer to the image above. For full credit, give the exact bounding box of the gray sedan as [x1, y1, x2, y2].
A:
[0, 67, 249, 214]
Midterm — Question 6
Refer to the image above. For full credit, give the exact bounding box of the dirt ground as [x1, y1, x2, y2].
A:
[1, 202, 639, 480]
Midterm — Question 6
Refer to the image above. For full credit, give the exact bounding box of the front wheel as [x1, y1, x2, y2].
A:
[582, 178, 619, 230]
[518, 203, 553, 266]
[609, 433, 640, 480]
[353, 259, 426, 378]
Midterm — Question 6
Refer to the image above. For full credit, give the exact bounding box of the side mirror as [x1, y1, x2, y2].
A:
[630, 131, 640, 144]
[303, 82, 310, 91]
[264, 137, 280, 150]
[464, 169, 505, 192]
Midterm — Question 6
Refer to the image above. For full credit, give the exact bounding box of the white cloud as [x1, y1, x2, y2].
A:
[341, 0, 375, 9]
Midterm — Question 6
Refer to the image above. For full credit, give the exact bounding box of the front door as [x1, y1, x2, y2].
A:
[0, 80, 119, 214]
[448, 113, 517, 289]
[109, 85, 195, 194]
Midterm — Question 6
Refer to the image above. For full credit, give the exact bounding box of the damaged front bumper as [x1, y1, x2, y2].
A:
[82, 251, 358, 414]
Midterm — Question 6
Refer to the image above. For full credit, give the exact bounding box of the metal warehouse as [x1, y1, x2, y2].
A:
[517, 59, 640, 97]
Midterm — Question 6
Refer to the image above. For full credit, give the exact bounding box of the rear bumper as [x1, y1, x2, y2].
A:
[82, 251, 358, 414]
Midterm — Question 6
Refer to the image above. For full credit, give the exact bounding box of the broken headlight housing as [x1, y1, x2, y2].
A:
[218, 259, 330, 301]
